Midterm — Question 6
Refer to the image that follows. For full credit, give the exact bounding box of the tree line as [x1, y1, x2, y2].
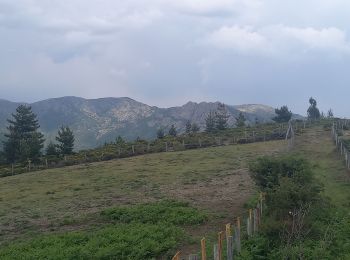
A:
[1, 105, 75, 164]
[0, 97, 333, 165]
[155, 97, 333, 139]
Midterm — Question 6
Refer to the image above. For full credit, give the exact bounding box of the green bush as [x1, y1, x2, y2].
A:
[0, 201, 207, 259]
[0, 224, 183, 260]
[101, 200, 207, 225]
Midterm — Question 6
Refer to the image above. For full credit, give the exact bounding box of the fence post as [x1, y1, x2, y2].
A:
[11, 164, 14, 175]
[249, 209, 253, 236]
[201, 238, 206, 260]
[218, 231, 224, 260]
[28, 159, 31, 172]
[132, 145, 135, 154]
[199, 138, 202, 147]
[165, 142, 168, 152]
[253, 209, 258, 233]
[213, 244, 219, 260]
[227, 236, 233, 260]
[235, 217, 241, 253]
[246, 217, 251, 237]
[147, 142, 150, 151]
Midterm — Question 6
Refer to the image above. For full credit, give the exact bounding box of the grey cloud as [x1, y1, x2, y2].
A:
[0, 0, 349, 117]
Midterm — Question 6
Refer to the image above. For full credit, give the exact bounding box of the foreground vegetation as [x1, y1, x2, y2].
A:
[0, 139, 285, 258]
[0, 201, 206, 259]
[238, 126, 350, 259]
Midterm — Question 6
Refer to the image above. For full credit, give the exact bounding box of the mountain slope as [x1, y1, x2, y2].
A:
[0, 97, 282, 149]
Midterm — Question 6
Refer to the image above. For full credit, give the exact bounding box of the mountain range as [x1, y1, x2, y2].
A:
[0, 97, 298, 150]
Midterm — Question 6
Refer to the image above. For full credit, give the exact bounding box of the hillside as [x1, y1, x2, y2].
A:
[0, 122, 349, 259]
[0, 139, 285, 258]
[0, 97, 287, 149]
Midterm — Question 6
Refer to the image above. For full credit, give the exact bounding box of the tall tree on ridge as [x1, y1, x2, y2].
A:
[205, 111, 216, 133]
[235, 112, 246, 128]
[307, 97, 320, 120]
[273, 106, 292, 123]
[215, 103, 229, 130]
[56, 126, 75, 155]
[3, 105, 45, 163]
[168, 124, 177, 137]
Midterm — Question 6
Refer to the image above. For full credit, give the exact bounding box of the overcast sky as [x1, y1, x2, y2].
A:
[0, 0, 349, 116]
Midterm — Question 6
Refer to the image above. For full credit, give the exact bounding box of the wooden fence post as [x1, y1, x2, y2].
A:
[45, 158, 48, 168]
[132, 145, 135, 154]
[218, 231, 224, 260]
[249, 209, 253, 236]
[235, 217, 241, 253]
[28, 159, 31, 172]
[201, 238, 206, 260]
[227, 236, 233, 260]
[253, 209, 258, 233]
[213, 244, 219, 260]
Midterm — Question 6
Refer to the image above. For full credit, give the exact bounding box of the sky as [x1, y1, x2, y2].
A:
[0, 0, 349, 117]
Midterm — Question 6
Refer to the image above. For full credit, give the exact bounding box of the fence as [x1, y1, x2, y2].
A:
[0, 122, 308, 177]
[172, 194, 265, 260]
[331, 120, 350, 170]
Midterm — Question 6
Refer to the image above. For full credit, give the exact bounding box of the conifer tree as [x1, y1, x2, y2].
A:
[168, 124, 177, 137]
[185, 121, 192, 134]
[157, 128, 165, 139]
[191, 123, 200, 133]
[46, 142, 58, 156]
[215, 103, 229, 130]
[56, 126, 75, 155]
[235, 112, 246, 128]
[273, 106, 292, 123]
[205, 111, 216, 133]
[307, 97, 320, 120]
[3, 105, 45, 163]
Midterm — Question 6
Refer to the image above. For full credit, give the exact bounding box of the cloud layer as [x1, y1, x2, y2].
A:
[1, 0, 350, 116]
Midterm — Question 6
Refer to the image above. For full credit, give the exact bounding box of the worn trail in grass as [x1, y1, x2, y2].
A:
[294, 127, 350, 209]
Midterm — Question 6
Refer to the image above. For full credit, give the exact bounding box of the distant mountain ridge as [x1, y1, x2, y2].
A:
[0, 96, 299, 150]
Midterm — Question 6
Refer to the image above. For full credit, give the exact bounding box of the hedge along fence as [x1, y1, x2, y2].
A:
[331, 120, 350, 170]
[0, 121, 309, 178]
[172, 194, 265, 260]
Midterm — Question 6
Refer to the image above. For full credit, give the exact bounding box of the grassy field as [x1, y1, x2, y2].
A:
[0, 139, 286, 258]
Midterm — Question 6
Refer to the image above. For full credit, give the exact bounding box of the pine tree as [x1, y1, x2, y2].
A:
[46, 142, 58, 156]
[3, 105, 45, 163]
[168, 125, 177, 137]
[205, 111, 216, 133]
[327, 109, 334, 118]
[185, 121, 192, 134]
[157, 128, 165, 139]
[116, 136, 126, 146]
[235, 112, 246, 128]
[215, 103, 229, 130]
[307, 97, 320, 120]
[273, 106, 292, 123]
[191, 123, 200, 133]
[56, 126, 75, 155]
